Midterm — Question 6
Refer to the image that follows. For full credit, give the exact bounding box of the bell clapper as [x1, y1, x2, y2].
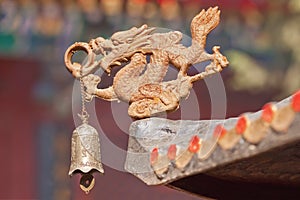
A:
[80, 173, 96, 194]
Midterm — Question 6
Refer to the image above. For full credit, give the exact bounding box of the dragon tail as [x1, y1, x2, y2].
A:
[190, 6, 221, 48]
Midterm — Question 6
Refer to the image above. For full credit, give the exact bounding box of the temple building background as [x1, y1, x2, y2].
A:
[0, 0, 300, 199]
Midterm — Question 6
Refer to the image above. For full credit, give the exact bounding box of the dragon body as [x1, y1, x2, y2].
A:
[64, 7, 229, 119]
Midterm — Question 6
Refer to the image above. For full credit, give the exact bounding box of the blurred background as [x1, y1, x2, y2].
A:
[0, 0, 300, 199]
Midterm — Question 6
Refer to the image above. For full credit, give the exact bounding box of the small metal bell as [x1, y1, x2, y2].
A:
[69, 123, 104, 194]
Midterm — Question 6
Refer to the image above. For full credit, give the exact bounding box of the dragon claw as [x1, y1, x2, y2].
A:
[82, 74, 101, 101]
[213, 46, 229, 68]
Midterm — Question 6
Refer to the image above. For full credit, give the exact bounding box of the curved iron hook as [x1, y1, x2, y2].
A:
[64, 42, 96, 78]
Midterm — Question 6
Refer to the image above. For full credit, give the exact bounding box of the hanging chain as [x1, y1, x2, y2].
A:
[78, 77, 89, 124]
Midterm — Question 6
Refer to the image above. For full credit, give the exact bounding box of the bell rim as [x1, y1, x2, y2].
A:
[69, 166, 104, 176]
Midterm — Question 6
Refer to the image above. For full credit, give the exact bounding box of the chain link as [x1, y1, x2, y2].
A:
[78, 77, 89, 124]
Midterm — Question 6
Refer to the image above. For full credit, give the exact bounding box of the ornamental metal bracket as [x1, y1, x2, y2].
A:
[63, 5, 300, 197]
[64, 6, 229, 194]
[64, 6, 228, 119]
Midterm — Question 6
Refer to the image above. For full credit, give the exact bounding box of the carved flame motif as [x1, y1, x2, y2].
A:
[64, 6, 229, 119]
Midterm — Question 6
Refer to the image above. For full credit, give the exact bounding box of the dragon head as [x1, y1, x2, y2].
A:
[64, 25, 155, 78]
[97, 24, 156, 74]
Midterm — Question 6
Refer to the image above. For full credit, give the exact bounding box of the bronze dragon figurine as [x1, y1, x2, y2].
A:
[64, 6, 229, 119]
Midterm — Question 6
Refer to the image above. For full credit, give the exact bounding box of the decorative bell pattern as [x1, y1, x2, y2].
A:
[69, 123, 104, 194]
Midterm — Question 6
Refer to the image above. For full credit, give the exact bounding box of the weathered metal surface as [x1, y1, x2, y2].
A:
[69, 123, 104, 194]
[64, 7, 228, 119]
[125, 96, 300, 186]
